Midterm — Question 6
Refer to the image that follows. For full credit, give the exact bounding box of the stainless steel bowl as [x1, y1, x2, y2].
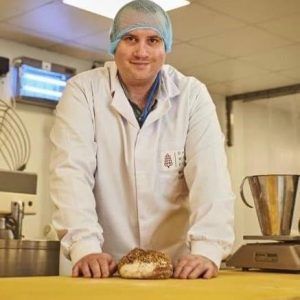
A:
[0, 239, 60, 277]
[240, 174, 299, 236]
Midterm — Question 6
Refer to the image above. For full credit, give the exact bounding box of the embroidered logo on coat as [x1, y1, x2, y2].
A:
[161, 150, 185, 171]
[164, 153, 173, 168]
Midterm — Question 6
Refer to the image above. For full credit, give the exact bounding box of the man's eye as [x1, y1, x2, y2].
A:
[123, 36, 136, 42]
[148, 38, 162, 44]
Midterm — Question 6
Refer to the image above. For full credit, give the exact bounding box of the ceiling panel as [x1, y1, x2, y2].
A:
[278, 68, 300, 81]
[241, 44, 300, 71]
[0, 22, 62, 48]
[48, 41, 112, 62]
[0, 0, 54, 21]
[194, 0, 300, 23]
[180, 66, 222, 86]
[258, 13, 300, 42]
[189, 26, 292, 58]
[206, 82, 236, 96]
[75, 30, 110, 52]
[169, 2, 245, 41]
[6, 1, 112, 40]
[166, 43, 225, 71]
[190, 59, 269, 83]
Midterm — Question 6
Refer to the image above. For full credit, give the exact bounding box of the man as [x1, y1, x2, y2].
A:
[50, 0, 235, 280]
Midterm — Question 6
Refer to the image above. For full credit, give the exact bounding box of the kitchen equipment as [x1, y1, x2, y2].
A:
[0, 100, 60, 276]
[0, 170, 60, 277]
[0, 239, 60, 277]
[0, 217, 13, 239]
[0, 99, 30, 171]
[227, 174, 300, 272]
[241, 174, 298, 235]
[0, 169, 38, 240]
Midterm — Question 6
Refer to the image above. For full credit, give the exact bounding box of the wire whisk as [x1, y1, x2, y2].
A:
[0, 99, 30, 171]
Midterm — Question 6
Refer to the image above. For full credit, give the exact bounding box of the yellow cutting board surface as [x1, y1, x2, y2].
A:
[0, 270, 299, 300]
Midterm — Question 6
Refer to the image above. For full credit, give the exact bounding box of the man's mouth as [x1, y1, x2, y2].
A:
[130, 61, 150, 65]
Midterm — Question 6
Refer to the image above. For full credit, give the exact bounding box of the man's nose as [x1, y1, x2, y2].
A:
[133, 41, 149, 57]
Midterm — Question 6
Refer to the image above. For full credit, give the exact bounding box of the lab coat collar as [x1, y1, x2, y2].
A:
[158, 65, 180, 100]
[107, 61, 140, 128]
[105, 61, 180, 128]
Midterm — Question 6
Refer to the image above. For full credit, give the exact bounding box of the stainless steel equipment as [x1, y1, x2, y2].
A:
[0, 170, 60, 276]
[0, 169, 38, 238]
[0, 201, 24, 239]
[227, 236, 300, 271]
[227, 174, 300, 272]
[0, 239, 60, 277]
[240, 175, 298, 236]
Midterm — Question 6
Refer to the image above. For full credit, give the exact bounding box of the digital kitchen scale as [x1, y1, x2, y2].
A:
[226, 235, 300, 272]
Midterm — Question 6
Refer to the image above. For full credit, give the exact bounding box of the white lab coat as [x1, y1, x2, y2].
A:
[50, 61, 235, 267]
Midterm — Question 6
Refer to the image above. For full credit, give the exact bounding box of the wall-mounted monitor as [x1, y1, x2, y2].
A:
[13, 57, 76, 108]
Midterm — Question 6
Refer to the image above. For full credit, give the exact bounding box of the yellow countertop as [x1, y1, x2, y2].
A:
[1, 270, 299, 300]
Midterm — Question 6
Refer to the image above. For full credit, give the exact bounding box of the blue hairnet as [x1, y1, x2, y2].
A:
[109, 0, 173, 54]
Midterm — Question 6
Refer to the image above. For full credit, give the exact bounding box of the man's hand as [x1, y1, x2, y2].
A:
[173, 254, 218, 279]
[72, 253, 117, 278]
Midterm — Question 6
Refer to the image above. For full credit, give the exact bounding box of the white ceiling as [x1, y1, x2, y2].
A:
[0, 0, 299, 97]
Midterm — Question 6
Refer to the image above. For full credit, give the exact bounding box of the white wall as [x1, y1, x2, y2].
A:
[0, 38, 93, 239]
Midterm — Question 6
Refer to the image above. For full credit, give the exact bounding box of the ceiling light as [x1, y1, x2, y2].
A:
[62, 0, 190, 19]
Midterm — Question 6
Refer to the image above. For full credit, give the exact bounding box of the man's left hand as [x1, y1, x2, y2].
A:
[173, 254, 218, 279]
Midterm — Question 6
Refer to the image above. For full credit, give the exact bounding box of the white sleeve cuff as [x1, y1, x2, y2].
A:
[70, 239, 102, 265]
[190, 240, 223, 269]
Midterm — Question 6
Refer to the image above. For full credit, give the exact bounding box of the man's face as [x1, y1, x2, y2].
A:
[114, 29, 166, 86]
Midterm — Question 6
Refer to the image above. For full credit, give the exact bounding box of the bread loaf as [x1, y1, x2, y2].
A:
[118, 248, 173, 279]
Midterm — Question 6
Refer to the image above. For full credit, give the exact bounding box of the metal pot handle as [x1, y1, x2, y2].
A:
[240, 176, 253, 208]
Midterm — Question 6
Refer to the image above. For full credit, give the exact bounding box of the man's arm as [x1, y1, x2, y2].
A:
[50, 77, 109, 275]
[174, 81, 235, 279]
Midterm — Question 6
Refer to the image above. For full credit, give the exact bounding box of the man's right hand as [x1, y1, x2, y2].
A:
[72, 253, 117, 278]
